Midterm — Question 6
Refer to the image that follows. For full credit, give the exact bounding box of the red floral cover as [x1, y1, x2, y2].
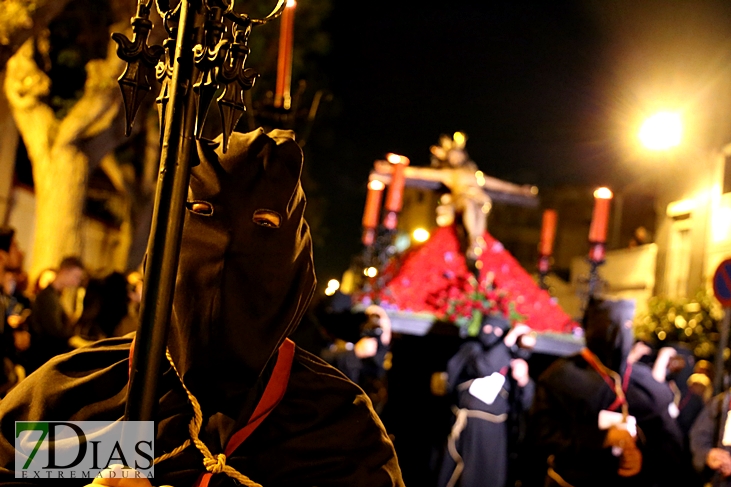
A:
[354, 225, 578, 333]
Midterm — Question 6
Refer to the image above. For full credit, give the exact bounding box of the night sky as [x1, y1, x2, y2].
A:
[296, 0, 731, 285]
[16, 0, 731, 284]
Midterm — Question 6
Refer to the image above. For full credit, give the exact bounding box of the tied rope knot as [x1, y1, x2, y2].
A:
[150, 349, 263, 487]
[204, 453, 227, 474]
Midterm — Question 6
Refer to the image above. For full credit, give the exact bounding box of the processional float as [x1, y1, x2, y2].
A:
[112, 0, 292, 424]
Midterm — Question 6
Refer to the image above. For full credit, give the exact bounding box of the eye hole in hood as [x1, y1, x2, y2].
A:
[187, 201, 214, 216]
[253, 209, 281, 228]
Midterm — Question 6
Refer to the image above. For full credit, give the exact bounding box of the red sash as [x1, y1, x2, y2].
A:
[128, 338, 296, 487]
[580, 347, 632, 412]
[196, 338, 295, 487]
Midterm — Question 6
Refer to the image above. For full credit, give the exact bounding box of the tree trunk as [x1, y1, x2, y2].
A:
[4, 14, 133, 281]
[32, 145, 88, 273]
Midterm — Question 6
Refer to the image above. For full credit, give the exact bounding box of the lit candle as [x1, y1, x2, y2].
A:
[383, 154, 409, 230]
[363, 180, 385, 230]
[275, 0, 296, 109]
[589, 187, 613, 243]
[539, 209, 557, 256]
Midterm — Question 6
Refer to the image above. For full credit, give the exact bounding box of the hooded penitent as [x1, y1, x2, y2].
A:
[479, 313, 513, 348]
[168, 128, 316, 411]
[582, 297, 636, 375]
[0, 128, 404, 487]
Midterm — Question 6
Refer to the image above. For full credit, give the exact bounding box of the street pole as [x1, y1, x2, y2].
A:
[714, 311, 731, 395]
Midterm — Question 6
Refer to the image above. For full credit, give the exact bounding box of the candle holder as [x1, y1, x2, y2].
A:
[578, 241, 607, 318]
[537, 254, 551, 291]
[357, 224, 399, 303]
[537, 209, 557, 292]
[249, 80, 332, 146]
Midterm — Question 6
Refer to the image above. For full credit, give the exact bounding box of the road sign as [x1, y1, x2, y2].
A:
[713, 258, 731, 308]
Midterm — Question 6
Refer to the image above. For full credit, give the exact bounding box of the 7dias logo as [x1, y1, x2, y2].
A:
[15, 421, 154, 479]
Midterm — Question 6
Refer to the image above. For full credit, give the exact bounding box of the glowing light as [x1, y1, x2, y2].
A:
[412, 228, 430, 243]
[386, 153, 409, 165]
[453, 132, 466, 146]
[593, 187, 613, 199]
[286, 0, 296, 6]
[324, 278, 340, 296]
[639, 112, 682, 150]
[475, 170, 486, 186]
[368, 180, 385, 191]
[530, 186, 539, 195]
[364, 267, 378, 278]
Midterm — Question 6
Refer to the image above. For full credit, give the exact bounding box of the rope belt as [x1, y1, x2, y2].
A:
[151, 349, 262, 487]
[546, 455, 575, 487]
[450, 406, 508, 440]
[144, 338, 295, 487]
[443, 406, 509, 487]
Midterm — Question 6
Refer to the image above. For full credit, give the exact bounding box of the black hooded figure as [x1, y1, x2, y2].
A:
[525, 297, 686, 487]
[0, 129, 404, 486]
[437, 314, 535, 487]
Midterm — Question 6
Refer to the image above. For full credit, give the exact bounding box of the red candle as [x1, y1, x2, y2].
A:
[589, 187, 613, 243]
[384, 154, 409, 213]
[539, 209, 557, 256]
[275, 0, 296, 108]
[363, 180, 385, 229]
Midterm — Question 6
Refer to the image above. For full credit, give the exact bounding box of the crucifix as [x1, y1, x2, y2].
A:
[366, 132, 538, 275]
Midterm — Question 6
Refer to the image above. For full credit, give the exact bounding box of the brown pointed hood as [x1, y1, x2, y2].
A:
[168, 128, 316, 410]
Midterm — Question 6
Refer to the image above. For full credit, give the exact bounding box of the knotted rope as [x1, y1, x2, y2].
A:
[152, 349, 262, 487]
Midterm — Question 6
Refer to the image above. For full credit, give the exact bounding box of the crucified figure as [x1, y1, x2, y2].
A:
[373, 133, 534, 268]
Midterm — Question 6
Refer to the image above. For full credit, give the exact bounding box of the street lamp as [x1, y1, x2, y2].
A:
[636, 111, 729, 392]
[639, 111, 683, 151]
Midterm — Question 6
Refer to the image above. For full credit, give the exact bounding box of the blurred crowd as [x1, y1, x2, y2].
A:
[292, 286, 731, 487]
[0, 226, 143, 394]
[5, 220, 731, 486]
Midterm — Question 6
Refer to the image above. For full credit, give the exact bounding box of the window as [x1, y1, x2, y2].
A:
[665, 216, 692, 298]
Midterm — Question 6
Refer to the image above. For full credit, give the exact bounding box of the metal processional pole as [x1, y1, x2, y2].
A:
[113, 0, 286, 424]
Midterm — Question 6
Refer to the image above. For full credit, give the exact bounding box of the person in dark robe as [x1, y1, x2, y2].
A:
[437, 314, 535, 487]
[24, 256, 85, 373]
[75, 271, 131, 342]
[689, 388, 731, 486]
[0, 129, 404, 486]
[525, 297, 687, 487]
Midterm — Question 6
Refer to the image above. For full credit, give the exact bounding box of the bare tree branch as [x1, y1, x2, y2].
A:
[0, 0, 74, 69]
[55, 21, 129, 148]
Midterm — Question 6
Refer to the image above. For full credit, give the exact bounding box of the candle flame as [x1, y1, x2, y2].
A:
[386, 152, 409, 165]
[286, 0, 296, 7]
[368, 180, 386, 191]
[594, 187, 613, 199]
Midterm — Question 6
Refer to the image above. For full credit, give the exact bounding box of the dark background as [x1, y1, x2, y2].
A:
[293, 0, 731, 286]
[15, 0, 731, 285]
